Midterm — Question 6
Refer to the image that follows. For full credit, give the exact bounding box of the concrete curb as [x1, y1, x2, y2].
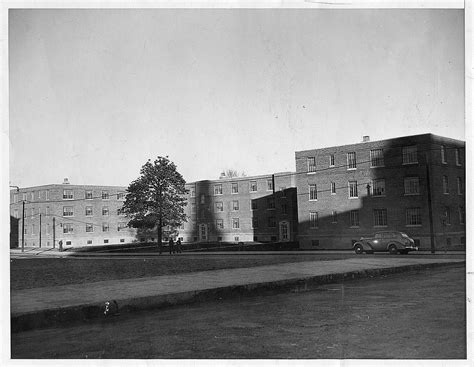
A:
[11, 261, 464, 333]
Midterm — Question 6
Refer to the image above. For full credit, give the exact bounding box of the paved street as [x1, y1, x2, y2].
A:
[11, 264, 466, 359]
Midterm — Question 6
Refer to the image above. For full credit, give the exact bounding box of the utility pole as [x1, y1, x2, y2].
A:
[53, 216, 56, 249]
[39, 213, 42, 248]
[425, 154, 435, 254]
[21, 200, 25, 253]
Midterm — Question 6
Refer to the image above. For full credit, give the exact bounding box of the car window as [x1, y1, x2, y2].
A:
[375, 233, 382, 239]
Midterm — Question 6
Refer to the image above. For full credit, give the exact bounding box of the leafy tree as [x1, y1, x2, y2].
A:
[122, 156, 188, 245]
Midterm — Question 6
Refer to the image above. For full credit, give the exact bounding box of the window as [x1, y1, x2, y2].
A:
[459, 206, 465, 225]
[102, 207, 109, 216]
[85, 206, 93, 216]
[191, 202, 196, 213]
[372, 179, 385, 196]
[267, 197, 275, 209]
[214, 184, 222, 195]
[281, 203, 288, 214]
[45, 206, 49, 215]
[332, 211, 338, 223]
[309, 212, 318, 228]
[117, 193, 125, 200]
[200, 194, 205, 204]
[86, 190, 93, 199]
[31, 224, 35, 235]
[30, 192, 34, 201]
[117, 208, 123, 215]
[13, 193, 18, 203]
[63, 189, 73, 200]
[215, 202, 223, 212]
[267, 178, 273, 191]
[216, 219, 224, 229]
[268, 216, 276, 228]
[232, 200, 239, 211]
[442, 176, 449, 194]
[63, 223, 73, 234]
[347, 152, 356, 169]
[404, 177, 420, 195]
[441, 145, 447, 164]
[86, 223, 94, 233]
[251, 200, 257, 210]
[443, 207, 451, 225]
[370, 149, 384, 167]
[406, 208, 421, 226]
[373, 209, 388, 227]
[350, 210, 359, 227]
[457, 177, 463, 195]
[348, 181, 358, 198]
[102, 191, 109, 200]
[38, 191, 42, 200]
[232, 218, 240, 229]
[455, 148, 462, 166]
[231, 183, 239, 194]
[45, 190, 50, 200]
[120, 239, 125, 243]
[309, 184, 317, 201]
[63, 206, 74, 217]
[402, 145, 418, 164]
[250, 181, 257, 192]
[312, 240, 320, 247]
[331, 182, 336, 195]
[308, 157, 316, 173]
[104, 239, 109, 244]
[102, 223, 109, 232]
[329, 154, 335, 167]
[117, 222, 127, 231]
[190, 187, 195, 197]
[252, 217, 258, 229]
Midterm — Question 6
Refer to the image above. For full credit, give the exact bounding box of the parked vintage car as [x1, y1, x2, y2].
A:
[353, 231, 418, 255]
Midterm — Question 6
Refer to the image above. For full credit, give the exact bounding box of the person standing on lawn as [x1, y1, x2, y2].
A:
[168, 238, 174, 254]
[176, 238, 182, 253]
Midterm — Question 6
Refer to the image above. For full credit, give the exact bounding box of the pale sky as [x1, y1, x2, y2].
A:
[8, 7, 465, 187]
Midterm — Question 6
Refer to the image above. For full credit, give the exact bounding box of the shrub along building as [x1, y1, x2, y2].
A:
[295, 134, 465, 250]
[179, 172, 298, 243]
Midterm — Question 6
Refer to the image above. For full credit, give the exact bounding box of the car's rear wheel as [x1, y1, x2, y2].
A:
[354, 244, 364, 254]
[388, 244, 398, 255]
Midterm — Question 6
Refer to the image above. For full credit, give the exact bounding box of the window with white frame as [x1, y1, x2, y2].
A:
[329, 154, 335, 167]
[85, 206, 93, 216]
[30, 192, 34, 201]
[406, 207, 421, 226]
[85, 190, 93, 200]
[13, 193, 18, 203]
[372, 179, 385, 196]
[268, 216, 276, 228]
[216, 219, 224, 229]
[307, 157, 316, 173]
[102, 223, 109, 232]
[348, 181, 358, 198]
[102, 207, 109, 216]
[404, 177, 420, 195]
[309, 184, 317, 200]
[232, 200, 239, 211]
[215, 202, 223, 212]
[117, 222, 127, 231]
[214, 184, 222, 195]
[347, 152, 357, 169]
[373, 209, 387, 226]
[250, 181, 257, 192]
[442, 176, 449, 194]
[45, 190, 50, 200]
[86, 223, 94, 233]
[63, 223, 73, 234]
[231, 183, 238, 194]
[331, 182, 336, 195]
[457, 177, 463, 195]
[309, 211, 318, 228]
[370, 149, 384, 167]
[267, 178, 273, 191]
[350, 210, 359, 227]
[102, 191, 109, 200]
[63, 189, 73, 200]
[455, 148, 462, 166]
[117, 192, 125, 200]
[63, 206, 74, 217]
[441, 145, 447, 164]
[232, 218, 240, 229]
[402, 145, 418, 164]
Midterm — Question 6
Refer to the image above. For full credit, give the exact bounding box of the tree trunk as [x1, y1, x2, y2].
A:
[158, 214, 162, 246]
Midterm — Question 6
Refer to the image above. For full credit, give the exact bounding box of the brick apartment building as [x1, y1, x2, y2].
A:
[9, 179, 134, 248]
[179, 172, 298, 243]
[295, 133, 466, 250]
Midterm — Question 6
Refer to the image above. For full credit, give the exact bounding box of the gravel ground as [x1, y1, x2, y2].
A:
[10, 253, 357, 290]
[11, 264, 466, 359]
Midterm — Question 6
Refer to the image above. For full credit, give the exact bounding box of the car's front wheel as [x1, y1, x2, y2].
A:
[354, 244, 364, 254]
[388, 244, 398, 255]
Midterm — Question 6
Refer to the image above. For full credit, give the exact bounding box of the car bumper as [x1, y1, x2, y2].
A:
[404, 246, 418, 251]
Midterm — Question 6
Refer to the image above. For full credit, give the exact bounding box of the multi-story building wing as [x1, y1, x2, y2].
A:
[10, 179, 132, 248]
[295, 134, 465, 250]
[180, 172, 298, 243]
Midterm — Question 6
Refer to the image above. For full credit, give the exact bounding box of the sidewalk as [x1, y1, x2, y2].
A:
[11, 257, 465, 332]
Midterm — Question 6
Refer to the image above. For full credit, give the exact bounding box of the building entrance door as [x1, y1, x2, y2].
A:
[279, 221, 290, 242]
[199, 224, 208, 242]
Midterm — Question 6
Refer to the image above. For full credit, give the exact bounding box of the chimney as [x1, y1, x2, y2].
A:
[219, 171, 226, 180]
[362, 136, 370, 142]
[63, 178, 70, 184]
